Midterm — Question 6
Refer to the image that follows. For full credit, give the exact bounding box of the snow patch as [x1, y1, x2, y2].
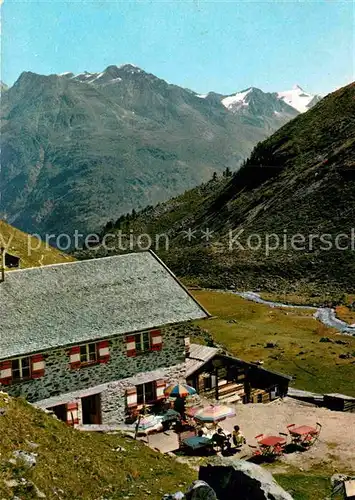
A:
[90, 72, 105, 83]
[277, 85, 319, 113]
[221, 88, 252, 109]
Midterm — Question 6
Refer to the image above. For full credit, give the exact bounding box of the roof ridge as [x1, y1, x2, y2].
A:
[2, 251, 150, 275]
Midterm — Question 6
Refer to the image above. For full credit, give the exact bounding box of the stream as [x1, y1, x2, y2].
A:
[233, 291, 355, 337]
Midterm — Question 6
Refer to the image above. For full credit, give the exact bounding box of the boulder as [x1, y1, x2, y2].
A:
[199, 458, 293, 500]
[186, 481, 217, 500]
[163, 481, 217, 500]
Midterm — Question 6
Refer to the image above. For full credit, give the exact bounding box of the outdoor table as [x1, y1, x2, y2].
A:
[289, 425, 317, 436]
[252, 435, 286, 459]
[287, 424, 320, 447]
[159, 409, 181, 430]
[258, 436, 287, 447]
[182, 436, 213, 451]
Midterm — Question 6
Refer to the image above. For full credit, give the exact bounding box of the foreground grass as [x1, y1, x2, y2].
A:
[0, 394, 195, 499]
[272, 462, 347, 500]
[274, 474, 332, 500]
[192, 290, 355, 396]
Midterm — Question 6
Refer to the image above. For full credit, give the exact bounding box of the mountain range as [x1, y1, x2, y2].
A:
[0, 64, 320, 236]
[89, 82, 355, 294]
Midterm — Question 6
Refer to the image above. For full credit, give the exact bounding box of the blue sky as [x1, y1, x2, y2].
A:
[2, 0, 354, 95]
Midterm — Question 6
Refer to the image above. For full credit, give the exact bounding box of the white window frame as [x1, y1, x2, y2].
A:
[80, 343, 98, 363]
[12, 356, 31, 381]
[134, 332, 151, 353]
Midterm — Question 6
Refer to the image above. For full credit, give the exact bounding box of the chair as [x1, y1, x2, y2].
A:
[303, 423, 322, 448]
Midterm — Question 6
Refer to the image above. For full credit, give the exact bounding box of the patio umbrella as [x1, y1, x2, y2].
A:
[185, 406, 203, 417]
[194, 405, 236, 423]
[164, 383, 197, 398]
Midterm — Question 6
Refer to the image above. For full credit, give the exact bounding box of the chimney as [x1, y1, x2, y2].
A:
[184, 337, 190, 358]
[0, 247, 5, 282]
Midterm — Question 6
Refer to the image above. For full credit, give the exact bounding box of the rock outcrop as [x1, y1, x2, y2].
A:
[163, 458, 293, 499]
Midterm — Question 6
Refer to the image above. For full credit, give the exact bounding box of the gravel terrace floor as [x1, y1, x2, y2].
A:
[146, 397, 355, 472]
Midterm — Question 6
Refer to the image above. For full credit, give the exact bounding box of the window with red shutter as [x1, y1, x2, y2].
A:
[155, 379, 166, 400]
[66, 402, 79, 425]
[0, 360, 12, 385]
[31, 354, 45, 379]
[126, 386, 137, 408]
[126, 336, 136, 357]
[11, 357, 31, 382]
[69, 346, 81, 369]
[150, 330, 163, 351]
[98, 340, 110, 363]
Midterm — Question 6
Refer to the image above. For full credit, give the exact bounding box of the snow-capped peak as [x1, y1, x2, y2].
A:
[118, 63, 142, 74]
[277, 85, 320, 113]
[221, 88, 254, 110]
[58, 64, 144, 85]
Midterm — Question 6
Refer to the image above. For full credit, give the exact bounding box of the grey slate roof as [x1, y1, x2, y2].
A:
[186, 343, 219, 377]
[0, 252, 209, 360]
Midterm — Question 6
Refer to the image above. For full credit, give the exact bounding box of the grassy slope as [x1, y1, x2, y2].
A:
[0, 394, 195, 500]
[336, 305, 355, 324]
[192, 290, 355, 396]
[0, 220, 75, 269]
[274, 473, 333, 500]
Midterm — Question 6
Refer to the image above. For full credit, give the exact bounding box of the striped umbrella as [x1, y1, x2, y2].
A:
[164, 383, 197, 398]
[194, 405, 236, 423]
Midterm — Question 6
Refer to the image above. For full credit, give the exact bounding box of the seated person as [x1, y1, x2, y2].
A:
[212, 428, 230, 451]
[232, 425, 246, 448]
[199, 425, 209, 436]
[197, 429, 204, 438]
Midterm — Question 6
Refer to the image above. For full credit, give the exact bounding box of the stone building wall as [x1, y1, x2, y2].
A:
[34, 361, 187, 424]
[1, 324, 187, 404]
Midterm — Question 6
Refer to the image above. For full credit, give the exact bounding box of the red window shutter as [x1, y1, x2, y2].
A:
[98, 340, 110, 363]
[69, 346, 81, 369]
[126, 335, 136, 357]
[150, 329, 162, 351]
[126, 386, 137, 408]
[0, 360, 12, 385]
[31, 354, 45, 379]
[155, 379, 166, 400]
[66, 402, 79, 425]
